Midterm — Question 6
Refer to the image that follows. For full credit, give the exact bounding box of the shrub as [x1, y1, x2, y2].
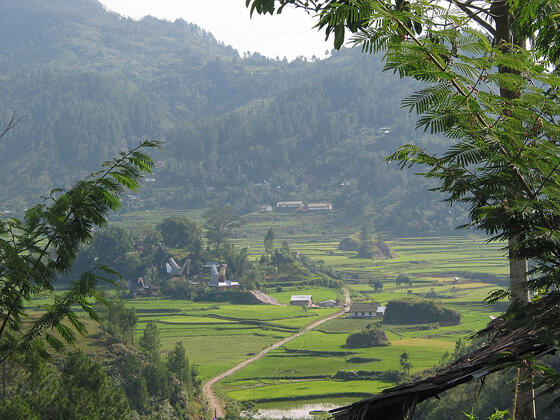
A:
[383, 298, 460, 325]
[333, 370, 403, 382]
[338, 236, 361, 251]
[345, 328, 390, 348]
[345, 357, 381, 363]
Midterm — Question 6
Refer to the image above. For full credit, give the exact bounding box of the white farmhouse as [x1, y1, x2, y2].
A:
[290, 295, 313, 307]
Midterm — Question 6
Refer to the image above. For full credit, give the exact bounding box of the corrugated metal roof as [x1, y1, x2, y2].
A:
[290, 295, 312, 301]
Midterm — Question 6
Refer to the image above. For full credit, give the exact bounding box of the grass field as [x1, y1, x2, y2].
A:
[103, 209, 510, 412]
[126, 296, 338, 380]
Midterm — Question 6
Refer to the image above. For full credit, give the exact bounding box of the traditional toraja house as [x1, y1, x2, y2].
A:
[207, 262, 239, 288]
[166, 257, 190, 277]
[330, 297, 559, 420]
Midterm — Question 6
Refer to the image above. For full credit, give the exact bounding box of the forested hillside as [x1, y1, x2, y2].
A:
[0, 0, 467, 235]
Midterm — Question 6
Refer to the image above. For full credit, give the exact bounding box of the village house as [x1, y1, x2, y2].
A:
[134, 277, 160, 297]
[206, 262, 239, 288]
[348, 302, 380, 318]
[276, 200, 304, 209]
[290, 295, 313, 307]
[306, 202, 333, 211]
[318, 299, 337, 308]
[166, 257, 190, 277]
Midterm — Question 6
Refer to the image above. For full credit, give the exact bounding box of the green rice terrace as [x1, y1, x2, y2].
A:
[109, 210, 508, 412]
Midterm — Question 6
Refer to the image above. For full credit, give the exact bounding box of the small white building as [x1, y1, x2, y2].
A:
[306, 202, 333, 211]
[277, 201, 304, 209]
[348, 303, 379, 318]
[260, 205, 273, 212]
[318, 300, 337, 308]
[290, 295, 313, 307]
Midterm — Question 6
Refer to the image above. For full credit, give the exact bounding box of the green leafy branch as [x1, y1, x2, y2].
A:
[0, 139, 161, 361]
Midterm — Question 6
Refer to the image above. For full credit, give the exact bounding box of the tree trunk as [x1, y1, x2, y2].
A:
[509, 239, 536, 420]
[509, 240, 529, 303]
[491, 0, 536, 417]
[2, 361, 5, 401]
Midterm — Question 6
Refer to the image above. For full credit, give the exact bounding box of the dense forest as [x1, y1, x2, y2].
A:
[0, 0, 468, 236]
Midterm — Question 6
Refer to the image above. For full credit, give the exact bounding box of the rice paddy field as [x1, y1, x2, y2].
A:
[109, 209, 510, 413]
[126, 294, 339, 380]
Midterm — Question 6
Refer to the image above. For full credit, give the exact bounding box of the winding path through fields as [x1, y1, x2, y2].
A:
[203, 288, 351, 418]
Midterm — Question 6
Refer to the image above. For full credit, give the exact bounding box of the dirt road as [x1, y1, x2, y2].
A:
[203, 288, 351, 418]
[250, 290, 284, 305]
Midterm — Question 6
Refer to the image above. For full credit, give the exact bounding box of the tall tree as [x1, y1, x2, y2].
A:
[359, 223, 371, 244]
[73, 226, 140, 281]
[157, 217, 202, 251]
[166, 341, 190, 386]
[53, 351, 130, 420]
[264, 229, 275, 255]
[139, 322, 162, 362]
[246, 0, 560, 417]
[203, 206, 246, 251]
[101, 298, 138, 345]
[399, 351, 411, 376]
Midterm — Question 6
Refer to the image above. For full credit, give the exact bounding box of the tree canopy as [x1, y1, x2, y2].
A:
[246, 0, 560, 416]
[203, 206, 246, 250]
[0, 139, 159, 363]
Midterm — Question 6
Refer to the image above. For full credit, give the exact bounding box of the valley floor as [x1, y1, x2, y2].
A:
[112, 210, 508, 416]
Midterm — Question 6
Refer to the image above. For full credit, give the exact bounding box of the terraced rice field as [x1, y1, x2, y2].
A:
[111, 210, 509, 412]
[128, 292, 339, 380]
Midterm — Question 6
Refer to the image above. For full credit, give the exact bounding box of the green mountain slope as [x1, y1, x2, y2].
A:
[0, 0, 466, 234]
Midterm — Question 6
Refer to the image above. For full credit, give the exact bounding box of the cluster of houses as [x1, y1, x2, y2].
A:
[260, 201, 333, 212]
[289, 295, 386, 319]
[164, 257, 240, 288]
[132, 257, 240, 297]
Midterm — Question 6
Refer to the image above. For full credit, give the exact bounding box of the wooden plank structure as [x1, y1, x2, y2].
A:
[330, 297, 559, 420]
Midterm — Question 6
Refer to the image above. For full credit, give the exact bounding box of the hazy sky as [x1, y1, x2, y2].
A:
[99, 0, 332, 60]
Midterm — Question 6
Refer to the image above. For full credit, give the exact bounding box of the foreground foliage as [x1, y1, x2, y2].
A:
[0, 350, 130, 420]
[0, 139, 160, 363]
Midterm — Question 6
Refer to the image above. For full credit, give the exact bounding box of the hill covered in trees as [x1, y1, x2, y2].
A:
[0, 0, 467, 235]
